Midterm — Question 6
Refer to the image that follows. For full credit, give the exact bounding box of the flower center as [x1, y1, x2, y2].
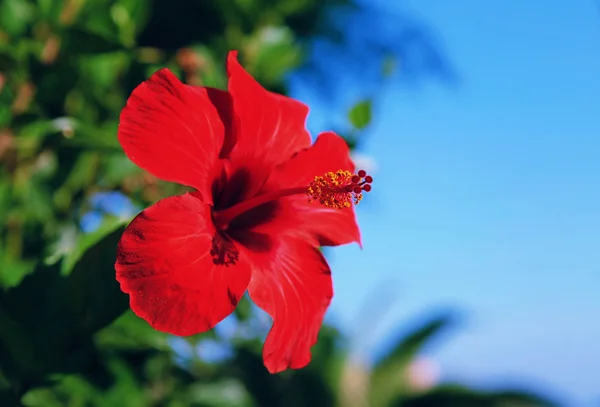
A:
[213, 169, 373, 229]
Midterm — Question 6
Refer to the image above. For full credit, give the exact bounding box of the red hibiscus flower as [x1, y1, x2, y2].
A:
[115, 50, 373, 373]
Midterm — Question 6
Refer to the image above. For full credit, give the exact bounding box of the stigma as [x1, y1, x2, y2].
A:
[308, 169, 373, 209]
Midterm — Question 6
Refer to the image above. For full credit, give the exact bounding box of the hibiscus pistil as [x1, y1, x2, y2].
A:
[213, 169, 373, 229]
[308, 169, 373, 209]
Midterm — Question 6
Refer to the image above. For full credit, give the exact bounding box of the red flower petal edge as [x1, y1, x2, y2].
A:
[115, 50, 371, 374]
[245, 237, 333, 373]
[223, 51, 312, 200]
[115, 193, 251, 335]
[118, 69, 228, 204]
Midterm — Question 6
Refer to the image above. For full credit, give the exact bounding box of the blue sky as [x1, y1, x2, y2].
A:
[293, 0, 600, 405]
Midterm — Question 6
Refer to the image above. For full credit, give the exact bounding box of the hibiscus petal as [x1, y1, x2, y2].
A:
[257, 131, 362, 247]
[224, 51, 312, 199]
[118, 69, 230, 204]
[115, 193, 251, 336]
[244, 236, 333, 373]
[205, 87, 236, 158]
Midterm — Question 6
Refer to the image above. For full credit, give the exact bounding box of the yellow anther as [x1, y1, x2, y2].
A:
[307, 169, 372, 209]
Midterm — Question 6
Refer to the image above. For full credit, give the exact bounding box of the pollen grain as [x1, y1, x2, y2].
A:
[307, 169, 373, 209]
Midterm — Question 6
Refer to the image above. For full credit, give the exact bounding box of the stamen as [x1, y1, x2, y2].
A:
[213, 169, 373, 229]
[307, 169, 373, 209]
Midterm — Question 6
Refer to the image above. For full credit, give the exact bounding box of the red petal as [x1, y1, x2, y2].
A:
[205, 87, 236, 158]
[118, 69, 230, 204]
[257, 131, 362, 247]
[115, 193, 251, 336]
[224, 50, 312, 198]
[244, 237, 333, 373]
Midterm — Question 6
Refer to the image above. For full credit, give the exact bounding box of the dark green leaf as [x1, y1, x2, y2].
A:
[396, 384, 562, 407]
[0, 224, 128, 387]
[66, 223, 129, 333]
[62, 27, 127, 55]
[0, 261, 79, 381]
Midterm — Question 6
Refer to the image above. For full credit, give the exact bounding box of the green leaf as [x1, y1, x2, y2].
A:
[396, 384, 561, 407]
[369, 312, 458, 407]
[348, 99, 372, 130]
[0, 224, 128, 389]
[60, 220, 124, 274]
[61, 120, 121, 151]
[0, 261, 79, 383]
[0, 0, 34, 37]
[95, 311, 169, 351]
[373, 313, 456, 376]
[0, 252, 36, 288]
[66, 223, 129, 333]
[491, 389, 562, 407]
[0, 104, 11, 128]
[233, 295, 253, 322]
[62, 27, 127, 55]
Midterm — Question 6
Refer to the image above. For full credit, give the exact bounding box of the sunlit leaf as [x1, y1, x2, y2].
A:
[0, 0, 34, 37]
[348, 99, 372, 130]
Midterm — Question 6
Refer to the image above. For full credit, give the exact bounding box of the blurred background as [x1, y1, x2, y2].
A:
[0, 0, 598, 406]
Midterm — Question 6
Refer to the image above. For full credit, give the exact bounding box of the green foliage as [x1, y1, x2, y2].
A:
[0, 223, 127, 402]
